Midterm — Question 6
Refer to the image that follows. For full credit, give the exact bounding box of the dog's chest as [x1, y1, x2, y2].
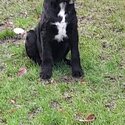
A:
[52, 2, 68, 42]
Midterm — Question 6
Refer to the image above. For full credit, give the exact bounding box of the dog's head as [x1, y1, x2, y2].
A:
[46, 0, 75, 4]
[42, 0, 76, 22]
[59, 0, 75, 4]
[44, 0, 76, 13]
[44, 0, 76, 7]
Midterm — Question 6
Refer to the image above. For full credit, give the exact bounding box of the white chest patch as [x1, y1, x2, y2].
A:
[52, 2, 68, 42]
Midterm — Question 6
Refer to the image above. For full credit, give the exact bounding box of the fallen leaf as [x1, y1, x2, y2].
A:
[86, 114, 96, 122]
[76, 113, 96, 123]
[10, 99, 16, 104]
[17, 67, 27, 77]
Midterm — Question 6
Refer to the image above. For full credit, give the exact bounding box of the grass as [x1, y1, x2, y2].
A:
[0, 0, 125, 125]
[0, 29, 16, 40]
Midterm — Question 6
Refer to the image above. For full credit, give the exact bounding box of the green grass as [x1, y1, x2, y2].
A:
[0, 0, 125, 125]
[0, 29, 16, 40]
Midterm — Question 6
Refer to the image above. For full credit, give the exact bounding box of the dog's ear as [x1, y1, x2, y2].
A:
[69, 0, 75, 4]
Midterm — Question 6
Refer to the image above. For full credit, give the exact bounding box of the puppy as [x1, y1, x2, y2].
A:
[25, 0, 83, 80]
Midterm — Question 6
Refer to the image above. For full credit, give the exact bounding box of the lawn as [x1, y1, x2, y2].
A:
[0, 0, 125, 125]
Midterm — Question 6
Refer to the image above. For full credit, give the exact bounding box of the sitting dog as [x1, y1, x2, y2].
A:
[25, 0, 83, 80]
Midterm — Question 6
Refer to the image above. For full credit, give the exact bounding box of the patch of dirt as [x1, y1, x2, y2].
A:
[104, 74, 123, 83]
[59, 75, 85, 84]
[50, 100, 61, 110]
[119, 49, 125, 70]
[0, 20, 26, 44]
[105, 100, 116, 111]
[62, 90, 73, 103]
[41, 76, 85, 85]
[28, 107, 43, 119]
[0, 63, 6, 72]
[99, 52, 112, 61]
[101, 40, 112, 49]
[0, 38, 25, 44]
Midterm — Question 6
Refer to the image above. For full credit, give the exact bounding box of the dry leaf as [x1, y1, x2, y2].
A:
[10, 99, 16, 104]
[17, 67, 27, 77]
[76, 113, 96, 123]
[86, 114, 96, 122]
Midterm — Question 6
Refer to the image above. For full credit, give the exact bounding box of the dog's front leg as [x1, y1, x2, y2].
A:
[40, 33, 53, 80]
[70, 28, 83, 78]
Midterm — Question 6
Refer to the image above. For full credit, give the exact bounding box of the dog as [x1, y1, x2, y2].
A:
[25, 0, 83, 80]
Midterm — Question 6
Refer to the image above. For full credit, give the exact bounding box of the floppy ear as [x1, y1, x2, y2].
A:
[69, 0, 75, 4]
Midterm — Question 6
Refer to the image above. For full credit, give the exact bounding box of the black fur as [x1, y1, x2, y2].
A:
[25, 0, 83, 80]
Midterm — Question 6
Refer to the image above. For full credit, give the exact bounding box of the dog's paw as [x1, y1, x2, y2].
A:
[40, 71, 52, 80]
[72, 68, 83, 78]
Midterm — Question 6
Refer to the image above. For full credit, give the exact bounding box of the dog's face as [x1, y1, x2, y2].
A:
[44, 0, 76, 17]
[44, 0, 75, 10]
[48, 0, 75, 4]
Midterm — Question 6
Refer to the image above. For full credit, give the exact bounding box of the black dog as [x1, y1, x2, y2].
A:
[25, 0, 83, 80]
